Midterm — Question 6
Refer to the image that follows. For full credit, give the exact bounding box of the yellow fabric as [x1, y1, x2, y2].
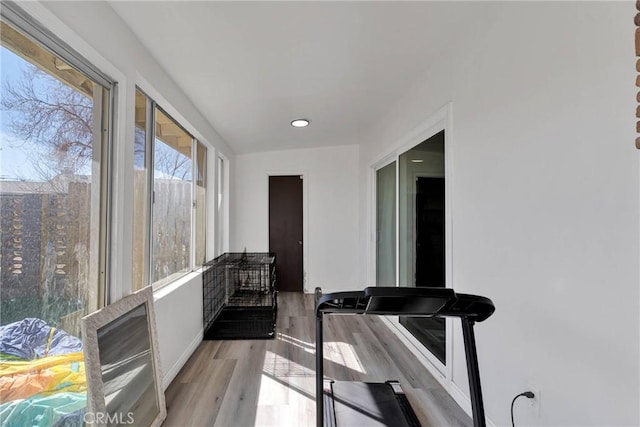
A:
[44, 327, 56, 357]
[0, 352, 86, 402]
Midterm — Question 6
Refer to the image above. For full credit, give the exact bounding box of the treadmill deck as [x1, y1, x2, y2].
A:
[323, 380, 421, 427]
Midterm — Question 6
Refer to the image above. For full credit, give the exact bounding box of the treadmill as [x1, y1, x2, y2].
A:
[315, 286, 495, 427]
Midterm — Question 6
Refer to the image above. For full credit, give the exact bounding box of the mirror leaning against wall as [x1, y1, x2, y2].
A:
[82, 287, 166, 427]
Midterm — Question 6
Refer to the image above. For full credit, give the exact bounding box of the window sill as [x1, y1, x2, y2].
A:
[153, 268, 204, 301]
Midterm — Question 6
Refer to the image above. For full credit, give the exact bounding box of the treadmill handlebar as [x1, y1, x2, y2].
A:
[315, 286, 495, 322]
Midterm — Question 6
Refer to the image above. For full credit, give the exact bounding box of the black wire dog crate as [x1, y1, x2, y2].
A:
[203, 252, 277, 340]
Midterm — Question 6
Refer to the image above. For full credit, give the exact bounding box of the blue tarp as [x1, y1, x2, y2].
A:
[0, 319, 82, 361]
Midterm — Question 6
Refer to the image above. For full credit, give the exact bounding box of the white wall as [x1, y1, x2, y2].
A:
[359, 2, 639, 426]
[233, 145, 360, 293]
[154, 273, 203, 388]
[24, 1, 234, 388]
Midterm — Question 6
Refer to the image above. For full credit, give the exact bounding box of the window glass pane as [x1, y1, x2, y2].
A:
[217, 156, 225, 255]
[0, 15, 110, 422]
[376, 161, 396, 286]
[398, 130, 446, 364]
[132, 90, 149, 290]
[0, 20, 108, 337]
[195, 141, 206, 266]
[152, 108, 192, 286]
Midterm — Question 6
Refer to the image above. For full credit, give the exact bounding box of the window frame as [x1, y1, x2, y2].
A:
[0, 2, 113, 89]
[216, 154, 228, 257]
[134, 87, 206, 291]
[0, 1, 115, 308]
[194, 140, 207, 267]
[370, 103, 454, 378]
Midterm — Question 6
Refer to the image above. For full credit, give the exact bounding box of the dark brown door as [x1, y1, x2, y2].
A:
[269, 176, 303, 292]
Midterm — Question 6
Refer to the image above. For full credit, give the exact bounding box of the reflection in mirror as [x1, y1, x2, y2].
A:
[82, 287, 166, 427]
[98, 303, 158, 426]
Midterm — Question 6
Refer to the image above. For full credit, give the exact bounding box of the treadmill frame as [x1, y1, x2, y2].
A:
[315, 286, 495, 427]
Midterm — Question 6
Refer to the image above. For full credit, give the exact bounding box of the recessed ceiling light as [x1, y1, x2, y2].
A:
[291, 118, 310, 128]
[411, 159, 424, 163]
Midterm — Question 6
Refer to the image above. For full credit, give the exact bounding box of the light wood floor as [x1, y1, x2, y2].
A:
[164, 292, 471, 427]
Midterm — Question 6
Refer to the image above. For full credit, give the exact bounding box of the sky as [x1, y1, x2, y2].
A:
[0, 45, 47, 181]
[1, 43, 191, 183]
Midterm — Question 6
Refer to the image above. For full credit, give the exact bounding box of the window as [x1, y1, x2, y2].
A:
[152, 108, 193, 286]
[376, 161, 396, 286]
[0, 5, 113, 423]
[133, 90, 150, 289]
[195, 141, 207, 266]
[132, 90, 207, 290]
[216, 155, 226, 255]
[0, 10, 112, 336]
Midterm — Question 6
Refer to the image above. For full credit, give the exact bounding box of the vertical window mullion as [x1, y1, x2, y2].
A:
[195, 141, 207, 266]
[99, 85, 115, 307]
[146, 99, 155, 289]
[217, 156, 225, 256]
[191, 137, 197, 271]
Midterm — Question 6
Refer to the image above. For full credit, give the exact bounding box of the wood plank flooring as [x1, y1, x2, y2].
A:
[164, 292, 471, 427]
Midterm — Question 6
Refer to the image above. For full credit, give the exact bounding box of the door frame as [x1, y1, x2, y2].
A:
[369, 103, 457, 396]
[266, 170, 309, 292]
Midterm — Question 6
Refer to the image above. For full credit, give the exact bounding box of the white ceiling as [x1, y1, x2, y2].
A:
[109, 1, 482, 154]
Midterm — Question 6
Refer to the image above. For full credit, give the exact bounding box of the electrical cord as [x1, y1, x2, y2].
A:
[510, 391, 535, 427]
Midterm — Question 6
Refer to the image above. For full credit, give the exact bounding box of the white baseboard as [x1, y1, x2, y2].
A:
[162, 328, 203, 390]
